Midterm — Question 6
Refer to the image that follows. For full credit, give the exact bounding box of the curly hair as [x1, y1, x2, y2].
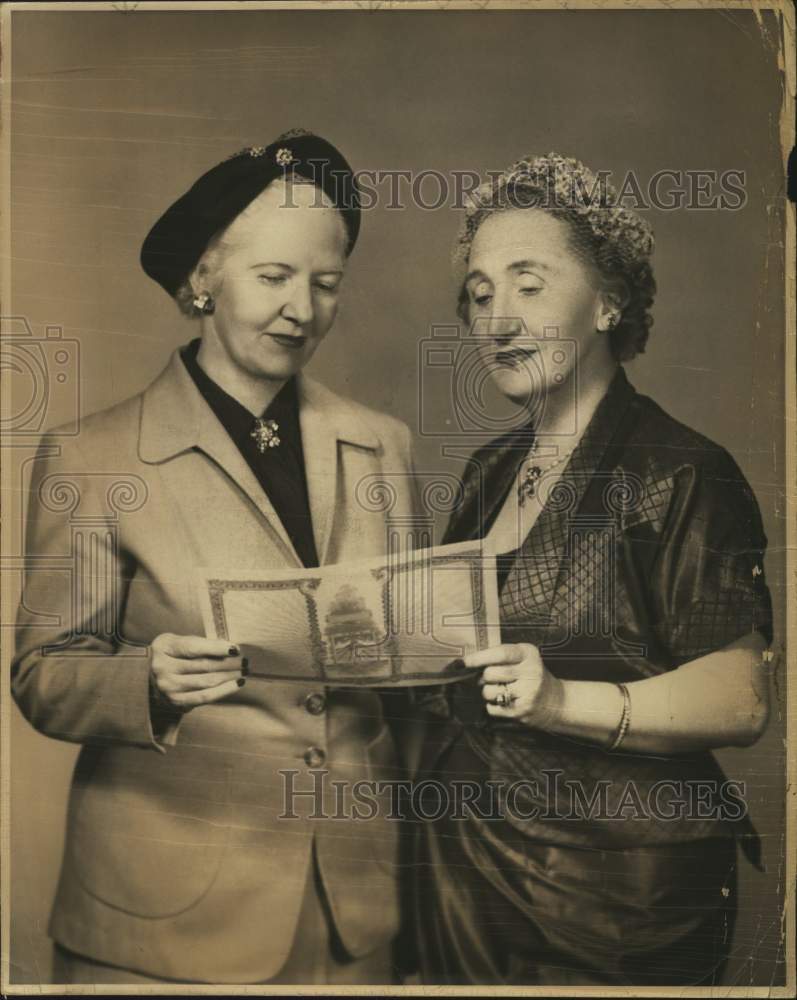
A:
[454, 153, 656, 362]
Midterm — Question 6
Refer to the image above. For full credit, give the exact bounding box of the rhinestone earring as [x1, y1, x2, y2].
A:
[193, 291, 215, 315]
[601, 313, 619, 332]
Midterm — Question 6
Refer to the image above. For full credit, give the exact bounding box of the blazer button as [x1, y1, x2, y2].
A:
[304, 692, 326, 716]
[304, 746, 326, 768]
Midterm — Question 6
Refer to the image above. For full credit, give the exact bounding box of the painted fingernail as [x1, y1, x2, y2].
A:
[451, 658, 466, 671]
[237, 678, 246, 688]
[241, 658, 249, 676]
[229, 645, 239, 656]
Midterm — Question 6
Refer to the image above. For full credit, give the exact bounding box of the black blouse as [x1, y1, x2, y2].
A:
[181, 339, 318, 568]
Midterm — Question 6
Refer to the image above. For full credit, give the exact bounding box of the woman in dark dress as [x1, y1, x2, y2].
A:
[414, 153, 773, 987]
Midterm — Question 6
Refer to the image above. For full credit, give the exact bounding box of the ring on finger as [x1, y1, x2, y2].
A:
[494, 683, 515, 708]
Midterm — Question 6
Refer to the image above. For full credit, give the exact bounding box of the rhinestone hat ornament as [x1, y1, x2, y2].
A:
[251, 418, 281, 452]
[275, 147, 296, 167]
[228, 145, 296, 165]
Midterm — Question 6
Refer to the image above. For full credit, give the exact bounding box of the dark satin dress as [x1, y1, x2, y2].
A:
[414, 368, 773, 986]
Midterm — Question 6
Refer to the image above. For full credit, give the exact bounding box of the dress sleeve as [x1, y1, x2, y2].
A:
[650, 451, 773, 665]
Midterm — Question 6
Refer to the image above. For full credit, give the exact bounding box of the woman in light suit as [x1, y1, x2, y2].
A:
[12, 131, 417, 985]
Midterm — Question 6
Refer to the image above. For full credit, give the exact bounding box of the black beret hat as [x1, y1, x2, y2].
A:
[140, 129, 361, 298]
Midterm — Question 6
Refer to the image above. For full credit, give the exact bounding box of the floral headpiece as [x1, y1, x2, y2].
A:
[453, 152, 655, 272]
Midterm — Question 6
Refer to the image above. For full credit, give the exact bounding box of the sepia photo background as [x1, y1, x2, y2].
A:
[3, 6, 789, 986]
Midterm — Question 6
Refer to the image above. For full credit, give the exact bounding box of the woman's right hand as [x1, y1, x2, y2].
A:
[149, 633, 248, 712]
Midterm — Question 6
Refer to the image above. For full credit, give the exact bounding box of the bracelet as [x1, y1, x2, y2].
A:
[607, 683, 631, 752]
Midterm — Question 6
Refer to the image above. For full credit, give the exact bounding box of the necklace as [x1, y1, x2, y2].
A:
[517, 442, 573, 506]
[251, 418, 281, 452]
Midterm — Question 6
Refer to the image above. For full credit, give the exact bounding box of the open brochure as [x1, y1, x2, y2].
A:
[196, 540, 499, 686]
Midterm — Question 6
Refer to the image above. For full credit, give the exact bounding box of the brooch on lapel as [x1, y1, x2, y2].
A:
[251, 418, 281, 452]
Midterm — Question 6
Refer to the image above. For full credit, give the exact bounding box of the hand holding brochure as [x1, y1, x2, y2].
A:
[196, 541, 498, 687]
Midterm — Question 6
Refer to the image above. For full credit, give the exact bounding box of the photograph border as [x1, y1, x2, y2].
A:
[1, 1, 794, 996]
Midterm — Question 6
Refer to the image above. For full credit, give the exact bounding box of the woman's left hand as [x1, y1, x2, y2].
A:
[464, 643, 565, 730]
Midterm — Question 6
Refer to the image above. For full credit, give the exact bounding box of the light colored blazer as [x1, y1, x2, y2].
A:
[12, 346, 419, 983]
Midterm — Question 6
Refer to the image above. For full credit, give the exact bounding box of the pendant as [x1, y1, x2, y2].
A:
[518, 465, 543, 506]
[251, 418, 281, 452]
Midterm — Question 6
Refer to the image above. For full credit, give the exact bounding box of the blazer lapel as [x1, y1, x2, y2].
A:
[138, 347, 300, 566]
[298, 374, 378, 566]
